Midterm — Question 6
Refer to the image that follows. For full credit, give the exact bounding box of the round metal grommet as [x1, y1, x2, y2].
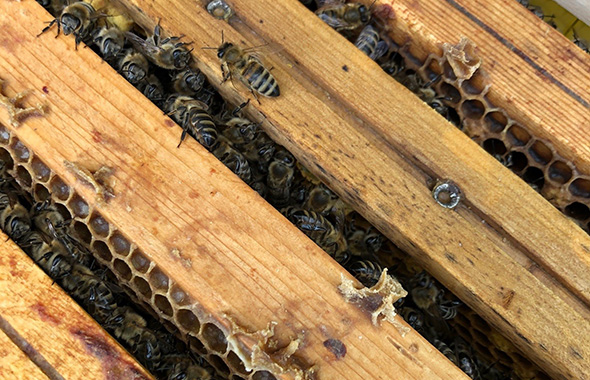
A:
[207, 0, 234, 21]
[432, 180, 461, 209]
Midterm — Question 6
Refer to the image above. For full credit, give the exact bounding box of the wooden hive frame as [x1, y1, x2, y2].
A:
[0, 0, 589, 379]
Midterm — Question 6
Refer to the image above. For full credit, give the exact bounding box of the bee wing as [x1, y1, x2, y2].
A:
[370, 40, 389, 61]
[124, 31, 162, 57]
[317, 12, 351, 30]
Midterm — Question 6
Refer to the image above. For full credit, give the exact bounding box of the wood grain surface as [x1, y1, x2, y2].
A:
[0, 231, 154, 380]
[0, 1, 469, 379]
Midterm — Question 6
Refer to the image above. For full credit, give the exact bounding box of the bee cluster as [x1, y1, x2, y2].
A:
[0, 155, 218, 379]
[22, 0, 559, 379]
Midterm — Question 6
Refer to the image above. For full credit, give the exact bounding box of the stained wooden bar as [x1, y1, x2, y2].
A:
[0, 231, 154, 380]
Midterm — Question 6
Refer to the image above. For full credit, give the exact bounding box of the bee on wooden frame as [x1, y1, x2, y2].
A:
[165, 94, 219, 150]
[125, 22, 193, 70]
[171, 68, 207, 96]
[347, 259, 383, 287]
[354, 24, 388, 60]
[38, 1, 101, 48]
[93, 26, 126, 61]
[211, 33, 280, 100]
[118, 49, 150, 85]
[282, 206, 348, 263]
[315, 2, 371, 32]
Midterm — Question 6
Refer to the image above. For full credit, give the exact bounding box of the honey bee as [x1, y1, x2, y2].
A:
[171, 68, 207, 96]
[126, 23, 192, 70]
[408, 271, 440, 311]
[118, 49, 150, 85]
[0, 196, 31, 245]
[344, 213, 383, 257]
[315, 3, 370, 32]
[399, 306, 424, 331]
[266, 149, 296, 206]
[354, 24, 388, 60]
[432, 339, 458, 365]
[93, 26, 126, 61]
[378, 49, 406, 78]
[281, 206, 348, 263]
[31, 200, 66, 239]
[217, 40, 280, 98]
[38, 1, 100, 48]
[221, 105, 277, 169]
[453, 339, 481, 379]
[347, 260, 383, 287]
[164, 355, 213, 380]
[438, 297, 462, 320]
[304, 185, 351, 228]
[139, 75, 165, 108]
[30, 239, 73, 280]
[165, 95, 219, 149]
[212, 137, 253, 184]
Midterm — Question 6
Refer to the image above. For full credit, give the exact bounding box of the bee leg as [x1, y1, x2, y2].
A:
[220, 64, 231, 85]
[250, 89, 261, 105]
[37, 19, 58, 38]
[232, 99, 250, 116]
[177, 127, 189, 148]
[153, 19, 162, 46]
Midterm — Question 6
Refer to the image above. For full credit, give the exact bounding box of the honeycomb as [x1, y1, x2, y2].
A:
[0, 122, 311, 380]
[384, 17, 590, 233]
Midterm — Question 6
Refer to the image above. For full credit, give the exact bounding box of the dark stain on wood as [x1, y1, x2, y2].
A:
[444, 252, 457, 263]
[501, 289, 515, 309]
[71, 328, 151, 380]
[570, 346, 583, 360]
[31, 303, 61, 326]
[323, 338, 346, 359]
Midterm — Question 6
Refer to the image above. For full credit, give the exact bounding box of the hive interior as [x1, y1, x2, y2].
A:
[3, 0, 587, 378]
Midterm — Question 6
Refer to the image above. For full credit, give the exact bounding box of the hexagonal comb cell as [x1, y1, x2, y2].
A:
[33, 183, 50, 201]
[68, 194, 90, 219]
[149, 266, 170, 291]
[505, 125, 531, 147]
[565, 202, 590, 220]
[528, 140, 553, 165]
[110, 231, 132, 256]
[92, 239, 113, 262]
[154, 294, 174, 317]
[176, 308, 201, 334]
[226, 350, 249, 375]
[0, 148, 13, 170]
[49, 175, 70, 201]
[30, 157, 51, 183]
[113, 258, 132, 280]
[0, 123, 11, 143]
[132, 276, 153, 299]
[569, 178, 590, 198]
[200, 323, 228, 354]
[484, 111, 508, 133]
[170, 284, 192, 306]
[89, 212, 110, 237]
[10, 138, 30, 163]
[208, 354, 230, 375]
[130, 249, 151, 273]
[73, 220, 92, 244]
[15, 165, 32, 188]
[547, 161, 573, 185]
